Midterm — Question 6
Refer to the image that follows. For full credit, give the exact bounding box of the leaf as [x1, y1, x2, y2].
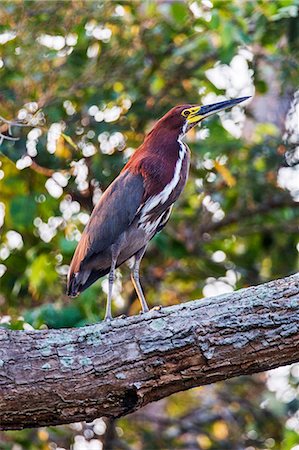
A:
[25, 303, 82, 328]
[214, 161, 236, 187]
[9, 195, 37, 229]
[150, 75, 165, 95]
[55, 135, 72, 159]
[171, 2, 188, 24]
[28, 254, 58, 299]
[210, 11, 220, 29]
[222, 22, 234, 48]
[61, 133, 78, 151]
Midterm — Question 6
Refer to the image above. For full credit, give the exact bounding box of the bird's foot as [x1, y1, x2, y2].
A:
[139, 305, 150, 315]
[104, 314, 113, 322]
[150, 305, 162, 312]
[139, 305, 162, 315]
[116, 314, 127, 320]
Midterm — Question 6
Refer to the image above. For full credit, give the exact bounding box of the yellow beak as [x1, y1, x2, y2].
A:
[183, 96, 251, 124]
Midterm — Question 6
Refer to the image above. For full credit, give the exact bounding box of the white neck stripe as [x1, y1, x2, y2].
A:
[140, 139, 187, 219]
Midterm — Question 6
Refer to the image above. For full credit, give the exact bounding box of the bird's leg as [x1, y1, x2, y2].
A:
[104, 246, 118, 321]
[104, 265, 115, 321]
[131, 246, 149, 313]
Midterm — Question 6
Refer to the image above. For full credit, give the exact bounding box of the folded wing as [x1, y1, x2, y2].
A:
[67, 169, 144, 296]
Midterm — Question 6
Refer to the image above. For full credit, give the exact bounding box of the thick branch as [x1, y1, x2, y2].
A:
[0, 274, 298, 430]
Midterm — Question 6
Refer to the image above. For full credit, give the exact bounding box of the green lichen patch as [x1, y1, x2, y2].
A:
[41, 362, 51, 370]
[150, 318, 166, 331]
[79, 357, 93, 366]
[290, 298, 298, 309]
[57, 344, 75, 356]
[40, 346, 52, 357]
[115, 372, 127, 380]
[86, 331, 102, 346]
[41, 334, 74, 348]
[60, 356, 74, 368]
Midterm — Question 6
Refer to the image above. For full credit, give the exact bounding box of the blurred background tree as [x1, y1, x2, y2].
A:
[0, 0, 298, 449]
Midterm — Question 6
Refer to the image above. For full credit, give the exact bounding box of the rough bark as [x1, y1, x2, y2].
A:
[0, 274, 298, 431]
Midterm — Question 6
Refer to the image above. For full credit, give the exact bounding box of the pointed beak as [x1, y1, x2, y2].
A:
[185, 96, 251, 124]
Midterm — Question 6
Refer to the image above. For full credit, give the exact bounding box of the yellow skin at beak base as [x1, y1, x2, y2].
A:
[182, 106, 203, 124]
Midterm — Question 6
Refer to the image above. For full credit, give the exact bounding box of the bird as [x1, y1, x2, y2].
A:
[67, 96, 250, 320]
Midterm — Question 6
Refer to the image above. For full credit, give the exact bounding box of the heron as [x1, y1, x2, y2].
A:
[67, 96, 250, 320]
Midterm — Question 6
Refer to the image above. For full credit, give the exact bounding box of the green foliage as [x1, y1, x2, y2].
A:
[0, 0, 298, 449]
[10, 196, 37, 229]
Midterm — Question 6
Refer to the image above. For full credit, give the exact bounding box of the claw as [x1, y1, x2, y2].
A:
[150, 305, 162, 312]
[116, 314, 127, 320]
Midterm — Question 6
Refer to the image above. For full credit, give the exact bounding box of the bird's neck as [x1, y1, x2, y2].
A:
[144, 126, 184, 156]
[124, 126, 188, 199]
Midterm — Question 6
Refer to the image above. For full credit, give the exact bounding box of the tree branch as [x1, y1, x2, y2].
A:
[197, 195, 299, 237]
[0, 274, 298, 430]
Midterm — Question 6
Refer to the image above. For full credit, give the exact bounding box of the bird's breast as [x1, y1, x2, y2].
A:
[137, 140, 190, 234]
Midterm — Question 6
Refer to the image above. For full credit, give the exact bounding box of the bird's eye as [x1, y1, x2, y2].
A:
[181, 109, 190, 118]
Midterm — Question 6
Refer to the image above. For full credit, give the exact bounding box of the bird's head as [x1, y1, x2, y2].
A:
[155, 96, 250, 137]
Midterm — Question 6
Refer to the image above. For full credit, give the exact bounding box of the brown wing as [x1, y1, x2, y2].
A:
[67, 169, 144, 295]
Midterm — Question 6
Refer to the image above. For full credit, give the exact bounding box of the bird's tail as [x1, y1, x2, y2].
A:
[67, 267, 110, 297]
[67, 272, 82, 297]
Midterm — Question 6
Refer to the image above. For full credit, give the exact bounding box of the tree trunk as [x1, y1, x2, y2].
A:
[0, 274, 298, 430]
